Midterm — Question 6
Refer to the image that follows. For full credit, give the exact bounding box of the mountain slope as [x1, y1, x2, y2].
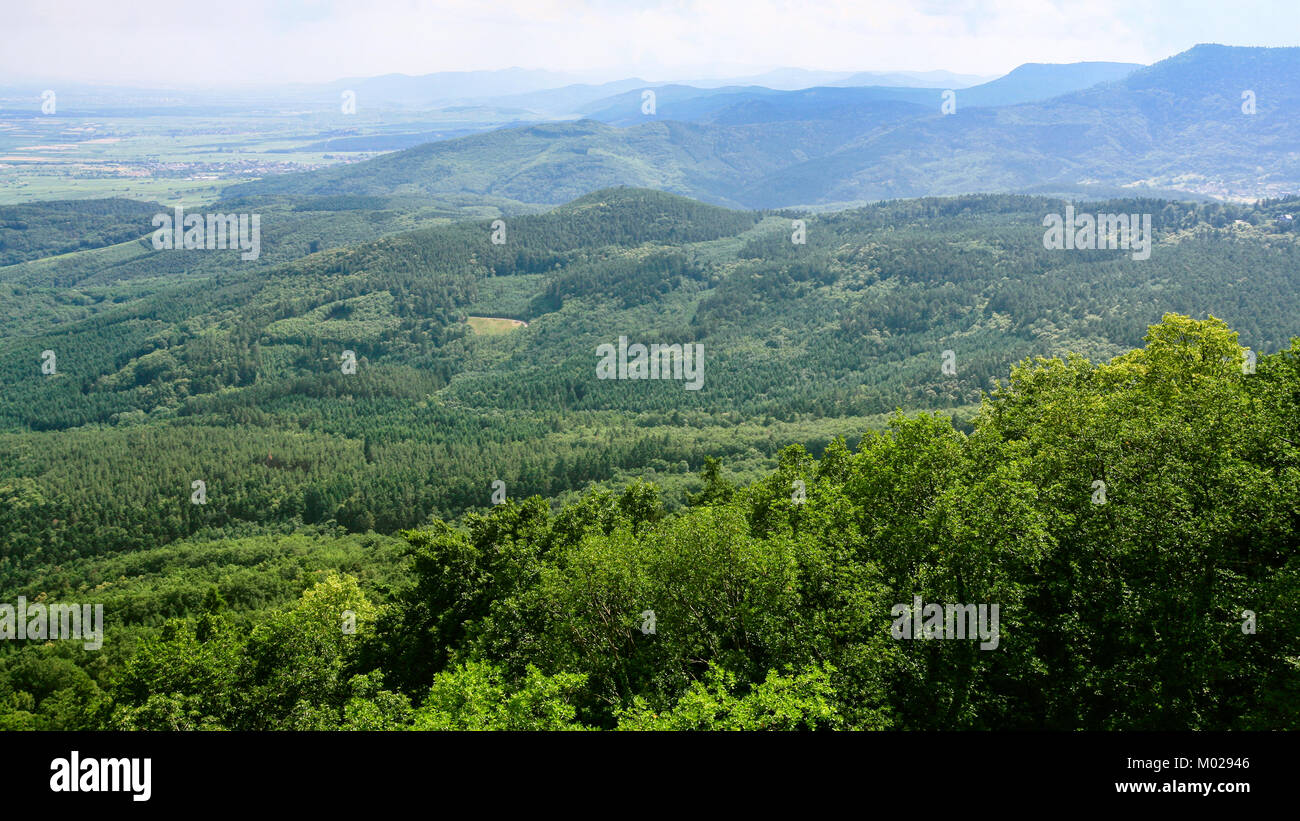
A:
[747, 44, 1299, 204]
[954, 61, 1141, 106]
[225, 119, 824, 208]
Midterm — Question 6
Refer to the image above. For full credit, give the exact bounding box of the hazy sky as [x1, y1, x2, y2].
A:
[4, 0, 1298, 86]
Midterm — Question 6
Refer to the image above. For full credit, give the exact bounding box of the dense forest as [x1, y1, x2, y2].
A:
[2, 315, 1296, 730]
[1, 188, 1297, 730]
[2, 189, 1298, 578]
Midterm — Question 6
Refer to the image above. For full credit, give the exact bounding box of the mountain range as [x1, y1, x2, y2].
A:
[224, 45, 1297, 208]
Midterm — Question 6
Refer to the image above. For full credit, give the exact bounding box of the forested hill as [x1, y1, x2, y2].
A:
[0, 200, 161, 266]
[2, 187, 1299, 584]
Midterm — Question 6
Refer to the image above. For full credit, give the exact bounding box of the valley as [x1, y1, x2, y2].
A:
[1, 41, 1297, 736]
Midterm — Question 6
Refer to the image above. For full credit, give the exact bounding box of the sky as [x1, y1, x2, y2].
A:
[2, 0, 1298, 87]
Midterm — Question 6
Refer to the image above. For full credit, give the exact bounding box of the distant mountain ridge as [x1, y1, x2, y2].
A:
[576, 61, 1141, 125]
[224, 45, 1295, 207]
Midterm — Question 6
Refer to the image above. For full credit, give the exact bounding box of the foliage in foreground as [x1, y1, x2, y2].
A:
[4, 315, 1297, 730]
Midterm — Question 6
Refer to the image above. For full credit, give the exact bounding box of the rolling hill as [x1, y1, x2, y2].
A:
[4, 185, 1299, 578]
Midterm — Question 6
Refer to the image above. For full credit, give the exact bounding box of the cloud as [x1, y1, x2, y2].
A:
[2, 0, 1293, 87]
